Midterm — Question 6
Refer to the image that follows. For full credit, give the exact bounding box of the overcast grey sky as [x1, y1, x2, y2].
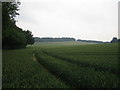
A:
[16, 0, 119, 41]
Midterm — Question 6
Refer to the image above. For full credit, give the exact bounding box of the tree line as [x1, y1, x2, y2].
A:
[34, 37, 108, 43]
[77, 39, 106, 43]
[34, 37, 76, 42]
[34, 37, 120, 43]
[2, 2, 34, 49]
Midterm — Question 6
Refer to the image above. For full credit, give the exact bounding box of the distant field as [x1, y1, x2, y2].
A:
[33, 41, 97, 47]
[3, 42, 119, 88]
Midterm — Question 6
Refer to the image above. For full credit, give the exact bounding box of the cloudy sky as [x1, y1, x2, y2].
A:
[16, 0, 119, 41]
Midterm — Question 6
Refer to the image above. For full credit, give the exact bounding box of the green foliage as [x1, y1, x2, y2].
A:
[34, 37, 75, 42]
[118, 39, 120, 42]
[24, 30, 34, 45]
[35, 50, 118, 88]
[2, 2, 34, 49]
[42, 43, 118, 74]
[2, 2, 20, 32]
[3, 48, 69, 88]
[111, 37, 119, 43]
[34, 43, 118, 88]
[3, 28, 27, 49]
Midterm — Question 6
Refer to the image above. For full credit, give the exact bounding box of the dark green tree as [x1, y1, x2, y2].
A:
[2, 2, 20, 35]
[24, 30, 34, 45]
[118, 39, 120, 42]
[2, 1, 34, 49]
[111, 37, 118, 43]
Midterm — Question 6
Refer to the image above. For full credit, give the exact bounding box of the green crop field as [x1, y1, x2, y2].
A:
[2, 42, 119, 88]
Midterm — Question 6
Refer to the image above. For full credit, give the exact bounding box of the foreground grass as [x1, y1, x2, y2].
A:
[35, 50, 118, 88]
[42, 43, 118, 74]
[2, 42, 119, 88]
[35, 43, 119, 88]
[2, 48, 69, 88]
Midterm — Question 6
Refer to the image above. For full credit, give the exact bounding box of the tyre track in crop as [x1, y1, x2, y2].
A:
[34, 52, 82, 88]
[33, 53, 37, 61]
[34, 52, 80, 88]
[42, 51, 118, 74]
[32, 53, 52, 73]
[33, 52, 70, 87]
[34, 52, 118, 88]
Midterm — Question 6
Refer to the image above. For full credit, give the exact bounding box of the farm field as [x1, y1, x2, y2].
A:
[2, 42, 119, 88]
